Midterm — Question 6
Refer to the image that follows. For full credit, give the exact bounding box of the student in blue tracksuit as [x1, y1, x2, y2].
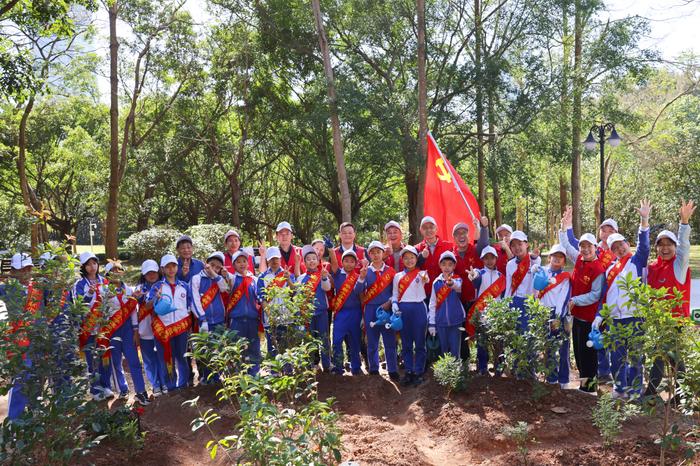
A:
[362, 241, 398, 380]
[228, 250, 262, 375]
[504, 231, 542, 332]
[428, 251, 465, 359]
[191, 251, 232, 383]
[133, 260, 166, 396]
[330, 250, 365, 375]
[102, 262, 150, 405]
[73, 251, 112, 400]
[257, 246, 295, 357]
[532, 245, 572, 387]
[296, 245, 333, 371]
[592, 199, 651, 399]
[392, 245, 430, 387]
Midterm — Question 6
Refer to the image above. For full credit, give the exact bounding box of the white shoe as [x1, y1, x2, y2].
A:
[611, 390, 627, 400]
[152, 387, 162, 397]
[92, 391, 106, 401]
[102, 388, 115, 399]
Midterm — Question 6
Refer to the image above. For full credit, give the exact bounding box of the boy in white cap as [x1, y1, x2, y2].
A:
[257, 246, 294, 357]
[175, 235, 204, 283]
[644, 200, 695, 398]
[101, 261, 150, 405]
[191, 251, 232, 383]
[330, 249, 365, 375]
[494, 224, 514, 275]
[467, 246, 506, 375]
[383, 220, 406, 271]
[504, 230, 541, 332]
[559, 224, 606, 394]
[223, 229, 255, 274]
[428, 251, 464, 359]
[593, 199, 651, 399]
[362, 240, 398, 379]
[532, 245, 572, 387]
[392, 245, 430, 386]
[415, 216, 455, 297]
[73, 252, 112, 400]
[147, 254, 195, 392]
[296, 245, 333, 371]
[227, 250, 262, 375]
[133, 259, 165, 395]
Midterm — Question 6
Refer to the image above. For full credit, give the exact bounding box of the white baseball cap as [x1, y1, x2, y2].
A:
[452, 222, 470, 236]
[384, 220, 402, 232]
[275, 221, 292, 233]
[480, 245, 497, 259]
[104, 261, 124, 274]
[141, 259, 159, 275]
[400, 245, 419, 257]
[341, 249, 358, 260]
[367, 240, 385, 252]
[11, 253, 33, 270]
[311, 238, 324, 246]
[160, 254, 178, 267]
[579, 233, 597, 246]
[301, 245, 316, 258]
[606, 233, 627, 249]
[439, 251, 457, 263]
[655, 230, 679, 246]
[265, 246, 281, 260]
[599, 218, 619, 232]
[547, 244, 567, 259]
[175, 235, 193, 248]
[207, 251, 226, 263]
[79, 251, 98, 265]
[231, 250, 249, 263]
[509, 230, 528, 244]
[495, 224, 513, 236]
[224, 229, 240, 242]
[420, 216, 437, 228]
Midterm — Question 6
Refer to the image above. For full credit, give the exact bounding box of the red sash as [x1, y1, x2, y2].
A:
[225, 275, 253, 317]
[97, 294, 137, 362]
[138, 300, 154, 322]
[510, 255, 530, 294]
[466, 275, 506, 336]
[397, 269, 420, 301]
[598, 247, 616, 269]
[331, 270, 359, 314]
[537, 272, 571, 299]
[152, 314, 192, 376]
[361, 267, 395, 305]
[271, 272, 287, 288]
[199, 282, 220, 313]
[79, 283, 105, 349]
[304, 272, 323, 294]
[606, 253, 631, 291]
[434, 275, 459, 310]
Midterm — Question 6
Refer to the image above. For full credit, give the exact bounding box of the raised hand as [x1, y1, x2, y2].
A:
[294, 249, 302, 265]
[359, 261, 368, 279]
[531, 242, 541, 258]
[480, 216, 489, 227]
[561, 205, 573, 230]
[258, 241, 267, 258]
[467, 266, 479, 281]
[283, 266, 291, 279]
[323, 234, 335, 250]
[680, 199, 696, 224]
[321, 268, 329, 279]
[637, 198, 652, 219]
[421, 247, 430, 259]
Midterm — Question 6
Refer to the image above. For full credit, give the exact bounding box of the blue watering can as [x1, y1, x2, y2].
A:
[371, 308, 391, 328]
[533, 268, 550, 291]
[586, 329, 604, 350]
[386, 313, 403, 331]
[154, 294, 177, 316]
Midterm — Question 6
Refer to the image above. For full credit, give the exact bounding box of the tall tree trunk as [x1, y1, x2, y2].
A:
[559, 2, 571, 219]
[487, 84, 500, 227]
[105, 1, 120, 259]
[402, 124, 421, 240]
[559, 174, 568, 215]
[474, 0, 486, 212]
[416, 0, 428, 239]
[311, 0, 352, 223]
[570, 0, 583, 236]
[136, 183, 155, 231]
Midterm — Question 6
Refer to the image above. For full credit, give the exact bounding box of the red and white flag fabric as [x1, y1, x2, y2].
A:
[423, 132, 481, 243]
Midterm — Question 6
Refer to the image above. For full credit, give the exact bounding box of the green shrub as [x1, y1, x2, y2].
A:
[122, 226, 182, 261]
[592, 392, 640, 446]
[501, 421, 531, 464]
[433, 353, 467, 396]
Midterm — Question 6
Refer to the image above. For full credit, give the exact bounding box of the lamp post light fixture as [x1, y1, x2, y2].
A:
[583, 123, 621, 221]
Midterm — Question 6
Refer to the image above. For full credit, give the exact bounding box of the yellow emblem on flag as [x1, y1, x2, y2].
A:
[435, 158, 451, 183]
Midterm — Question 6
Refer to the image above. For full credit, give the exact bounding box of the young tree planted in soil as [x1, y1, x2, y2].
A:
[501, 421, 531, 465]
[433, 353, 467, 397]
[591, 392, 640, 447]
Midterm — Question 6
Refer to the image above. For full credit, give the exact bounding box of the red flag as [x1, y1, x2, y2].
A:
[423, 132, 481, 243]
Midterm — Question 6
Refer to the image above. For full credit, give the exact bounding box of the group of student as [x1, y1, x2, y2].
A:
[1, 199, 694, 420]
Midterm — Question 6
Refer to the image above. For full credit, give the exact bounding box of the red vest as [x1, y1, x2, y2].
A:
[647, 256, 691, 318]
[495, 243, 509, 276]
[415, 237, 455, 296]
[570, 257, 606, 322]
[334, 245, 366, 271]
[223, 251, 255, 275]
[280, 245, 306, 274]
[597, 247, 616, 269]
[453, 245, 483, 303]
[384, 244, 406, 271]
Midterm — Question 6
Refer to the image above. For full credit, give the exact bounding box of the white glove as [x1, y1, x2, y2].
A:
[530, 264, 540, 274]
[428, 326, 436, 337]
[200, 321, 209, 333]
[591, 316, 603, 331]
[392, 302, 399, 313]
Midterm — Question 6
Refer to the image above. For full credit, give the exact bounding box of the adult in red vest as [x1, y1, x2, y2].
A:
[383, 221, 407, 271]
[415, 216, 455, 297]
[493, 224, 514, 275]
[333, 222, 366, 267]
[223, 229, 255, 274]
[259, 221, 305, 275]
[644, 200, 695, 398]
[560, 228, 606, 394]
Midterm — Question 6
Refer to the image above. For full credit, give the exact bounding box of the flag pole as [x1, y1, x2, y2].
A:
[428, 131, 478, 222]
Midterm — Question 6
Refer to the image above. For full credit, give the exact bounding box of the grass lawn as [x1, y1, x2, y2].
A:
[75, 244, 105, 255]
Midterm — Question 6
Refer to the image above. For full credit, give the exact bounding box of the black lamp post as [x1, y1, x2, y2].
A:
[583, 123, 621, 221]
